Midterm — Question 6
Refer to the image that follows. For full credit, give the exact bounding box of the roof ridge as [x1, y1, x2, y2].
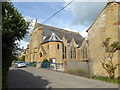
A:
[39, 23, 79, 34]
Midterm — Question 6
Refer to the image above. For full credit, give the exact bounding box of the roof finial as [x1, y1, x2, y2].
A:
[34, 19, 38, 29]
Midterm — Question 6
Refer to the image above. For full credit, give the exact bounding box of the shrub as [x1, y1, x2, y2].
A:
[100, 38, 120, 78]
[41, 59, 50, 68]
[20, 56, 25, 62]
[42, 59, 50, 63]
[31, 62, 37, 67]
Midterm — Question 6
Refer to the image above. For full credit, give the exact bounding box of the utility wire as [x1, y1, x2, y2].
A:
[41, 0, 74, 24]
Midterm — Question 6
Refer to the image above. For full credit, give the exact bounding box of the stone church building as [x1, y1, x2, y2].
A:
[25, 20, 88, 63]
[24, 1, 120, 77]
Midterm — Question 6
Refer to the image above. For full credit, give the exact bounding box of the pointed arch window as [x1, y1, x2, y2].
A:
[40, 52, 42, 57]
[70, 47, 72, 58]
[82, 46, 88, 59]
[64, 46, 66, 58]
[62, 44, 67, 59]
[74, 47, 76, 59]
[70, 46, 76, 59]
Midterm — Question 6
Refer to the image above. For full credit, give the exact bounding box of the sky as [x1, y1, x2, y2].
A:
[12, 0, 109, 49]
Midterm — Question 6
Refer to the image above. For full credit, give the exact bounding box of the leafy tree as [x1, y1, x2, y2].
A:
[2, 2, 31, 88]
[100, 38, 120, 78]
[20, 55, 25, 62]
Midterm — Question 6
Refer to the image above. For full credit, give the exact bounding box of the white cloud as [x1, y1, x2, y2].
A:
[17, 16, 36, 49]
[63, 1, 108, 40]
[64, 1, 107, 27]
[64, 27, 88, 39]
[18, 40, 29, 49]
[79, 30, 88, 39]
[63, 27, 78, 32]
[22, 16, 36, 42]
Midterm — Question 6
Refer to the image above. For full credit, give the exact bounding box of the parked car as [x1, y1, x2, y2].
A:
[15, 61, 26, 68]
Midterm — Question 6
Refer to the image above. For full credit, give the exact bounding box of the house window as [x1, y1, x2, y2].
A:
[40, 52, 42, 57]
[57, 44, 59, 49]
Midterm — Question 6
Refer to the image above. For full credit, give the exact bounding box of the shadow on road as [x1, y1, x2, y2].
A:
[7, 68, 50, 88]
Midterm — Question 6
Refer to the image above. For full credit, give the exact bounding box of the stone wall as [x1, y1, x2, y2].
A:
[41, 42, 63, 63]
[88, 2, 119, 77]
[28, 25, 43, 62]
[67, 61, 93, 78]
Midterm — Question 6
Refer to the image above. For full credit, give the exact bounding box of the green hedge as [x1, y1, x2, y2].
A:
[41, 59, 50, 68]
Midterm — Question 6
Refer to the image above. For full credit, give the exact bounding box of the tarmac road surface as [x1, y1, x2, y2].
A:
[7, 67, 119, 88]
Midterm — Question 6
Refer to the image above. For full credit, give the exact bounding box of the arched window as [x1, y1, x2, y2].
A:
[62, 44, 67, 59]
[82, 46, 88, 59]
[57, 44, 59, 49]
[40, 52, 42, 57]
[64, 46, 66, 58]
[74, 47, 76, 59]
[84, 46, 88, 58]
[70, 46, 76, 59]
[70, 47, 72, 58]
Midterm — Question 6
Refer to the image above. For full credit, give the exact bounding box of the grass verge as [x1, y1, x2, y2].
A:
[92, 76, 120, 84]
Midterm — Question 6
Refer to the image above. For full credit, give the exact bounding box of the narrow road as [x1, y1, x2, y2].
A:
[8, 67, 118, 88]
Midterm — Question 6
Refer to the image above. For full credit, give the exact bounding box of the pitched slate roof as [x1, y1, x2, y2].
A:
[39, 24, 84, 47]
